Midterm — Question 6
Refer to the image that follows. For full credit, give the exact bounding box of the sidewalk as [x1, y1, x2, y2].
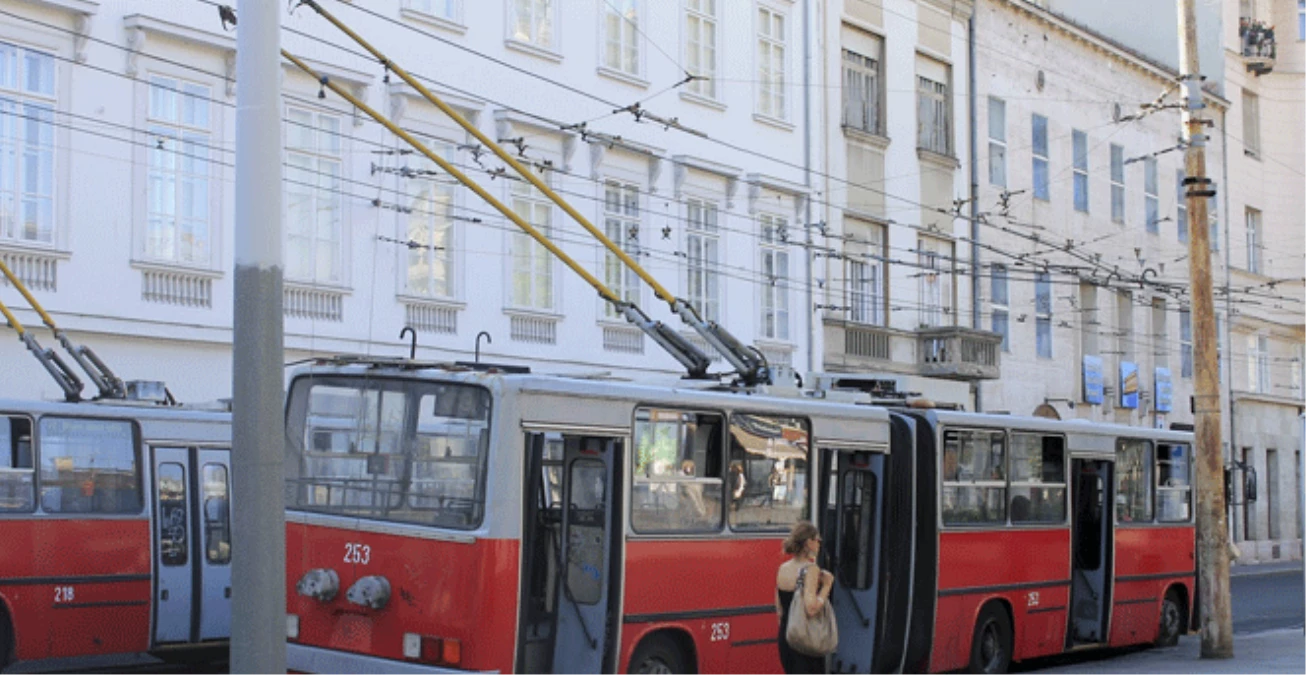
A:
[1033, 629, 1305, 674]
[1230, 560, 1303, 577]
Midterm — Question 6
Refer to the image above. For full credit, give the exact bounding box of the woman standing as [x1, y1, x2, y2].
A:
[775, 521, 833, 674]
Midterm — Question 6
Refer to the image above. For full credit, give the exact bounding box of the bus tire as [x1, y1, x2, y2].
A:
[629, 633, 689, 674]
[1156, 588, 1184, 648]
[968, 603, 1012, 674]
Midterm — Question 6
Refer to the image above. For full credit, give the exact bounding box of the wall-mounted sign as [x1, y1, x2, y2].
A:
[1120, 361, 1139, 409]
[1155, 367, 1173, 413]
[1083, 355, 1105, 405]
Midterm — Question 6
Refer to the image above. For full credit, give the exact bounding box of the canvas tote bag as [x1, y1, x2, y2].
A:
[785, 565, 839, 657]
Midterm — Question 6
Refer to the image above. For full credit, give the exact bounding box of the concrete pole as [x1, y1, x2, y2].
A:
[1176, 0, 1233, 659]
[231, 0, 286, 671]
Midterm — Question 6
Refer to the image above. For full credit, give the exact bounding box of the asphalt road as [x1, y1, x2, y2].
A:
[1231, 564, 1305, 634]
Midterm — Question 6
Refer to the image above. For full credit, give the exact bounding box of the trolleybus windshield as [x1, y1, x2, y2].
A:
[285, 376, 491, 529]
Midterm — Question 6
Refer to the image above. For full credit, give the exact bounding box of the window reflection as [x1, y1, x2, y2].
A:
[728, 413, 809, 531]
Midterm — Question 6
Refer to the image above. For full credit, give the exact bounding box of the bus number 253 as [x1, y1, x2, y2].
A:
[344, 543, 371, 565]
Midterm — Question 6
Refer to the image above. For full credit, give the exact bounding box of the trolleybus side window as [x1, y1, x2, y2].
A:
[0, 415, 34, 512]
[631, 408, 723, 533]
[37, 417, 141, 514]
[157, 462, 188, 566]
[202, 463, 232, 564]
[941, 429, 1006, 525]
[728, 413, 810, 531]
[1156, 443, 1192, 522]
[1115, 438, 1154, 523]
[286, 377, 491, 529]
[1008, 433, 1067, 524]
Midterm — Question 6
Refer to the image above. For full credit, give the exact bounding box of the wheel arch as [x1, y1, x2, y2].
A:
[967, 596, 1016, 667]
[625, 625, 699, 674]
[1163, 582, 1191, 638]
[0, 593, 16, 668]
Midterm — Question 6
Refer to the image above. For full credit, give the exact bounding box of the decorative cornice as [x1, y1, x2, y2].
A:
[745, 172, 810, 218]
[124, 14, 237, 92]
[387, 82, 485, 129]
[671, 155, 742, 208]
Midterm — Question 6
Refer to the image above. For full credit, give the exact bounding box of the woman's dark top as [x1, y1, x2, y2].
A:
[777, 568, 826, 674]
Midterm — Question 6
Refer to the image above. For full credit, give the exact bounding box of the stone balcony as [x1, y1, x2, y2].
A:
[822, 319, 1002, 381]
[1239, 19, 1276, 75]
[917, 326, 1002, 381]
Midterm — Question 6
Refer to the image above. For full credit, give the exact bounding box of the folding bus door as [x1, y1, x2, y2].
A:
[819, 447, 885, 674]
[152, 447, 195, 645]
[195, 449, 232, 641]
[518, 432, 623, 674]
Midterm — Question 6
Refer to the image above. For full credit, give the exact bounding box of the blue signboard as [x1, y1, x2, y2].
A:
[1120, 361, 1139, 409]
[1155, 367, 1173, 413]
[1083, 355, 1105, 405]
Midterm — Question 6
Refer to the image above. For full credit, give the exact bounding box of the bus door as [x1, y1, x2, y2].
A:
[518, 432, 623, 674]
[1068, 459, 1113, 645]
[151, 446, 233, 645]
[819, 447, 885, 674]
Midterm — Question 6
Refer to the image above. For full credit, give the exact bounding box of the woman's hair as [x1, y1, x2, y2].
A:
[783, 520, 819, 555]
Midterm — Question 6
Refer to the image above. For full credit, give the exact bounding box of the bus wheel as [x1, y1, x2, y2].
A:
[968, 604, 1012, 674]
[1156, 589, 1184, 648]
[629, 634, 688, 674]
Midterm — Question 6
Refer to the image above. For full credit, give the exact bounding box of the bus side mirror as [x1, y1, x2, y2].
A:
[1244, 468, 1258, 503]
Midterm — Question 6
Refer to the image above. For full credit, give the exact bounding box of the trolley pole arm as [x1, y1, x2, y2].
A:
[0, 259, 125, 399]
[0, 297, 83, 401]
[281, 51, 711, 378]
[295, 1, 759, 384]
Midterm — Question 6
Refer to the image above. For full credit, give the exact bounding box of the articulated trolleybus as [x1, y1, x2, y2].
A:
[282, 358, 1197, 674]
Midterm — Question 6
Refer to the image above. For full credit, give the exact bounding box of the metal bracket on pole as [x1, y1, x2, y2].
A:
[671, 300, 770, 386]
[619, 304, 712, 379]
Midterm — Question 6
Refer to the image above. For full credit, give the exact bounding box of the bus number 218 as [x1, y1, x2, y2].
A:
[54, 586, 75, 603]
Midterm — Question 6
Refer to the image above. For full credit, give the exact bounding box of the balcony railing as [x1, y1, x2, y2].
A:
[916, 326, 1002, 381]
[1239, 19, 1276, 75]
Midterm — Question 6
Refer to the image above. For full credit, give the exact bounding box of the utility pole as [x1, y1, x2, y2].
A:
[1177, 0, 1232, 658]
[231, 0, 286, 671]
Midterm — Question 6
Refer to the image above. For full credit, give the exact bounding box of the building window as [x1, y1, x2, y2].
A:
[842, 37, 882, 135]
[1151, 298, 1167, 366]
[1179, 309, 1193, 378]
[684, 0, 717, 98]
[1144, 157, 1159, 234]
[759, 214, 789, 341]
[1177, 170, 1189, 243]
[917, 236, 952, 327]
[686, 198, 720, 322]
[847, 220, 884, 326]
[988, 97, 1006, 187]
[602, 180, 641, 319]
[0, 43, 55, 246]
[1035, 271, 1052, 359]
[1291, 347, 1303, 398]
[404, 0, 461, 22]
[1248, 334, 1270, 394]
[508, 177, 554, 310]
[285, 107, 343, 284]
[756, 6, 787, 120]
[991, 264, 1009, 352]
[1071, 130, 1089, 212]
[916, 58, 950, 155]
[509, 0, 556, 51]
[404, 138, 456, 299]
[146, 76, 212, 266]
[1110, 144, 1125, 223]
[1242, 89, 1260, 157]
[1245, 207, 1262, 274]
[1116, 290, 1133, 360]
[1032, 114, 1049, 200]
[602, 0, 640, 76]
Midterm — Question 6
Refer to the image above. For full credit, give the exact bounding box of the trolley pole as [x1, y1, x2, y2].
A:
[1176, 0, 1232, 658]
[231, 0, 286, 671]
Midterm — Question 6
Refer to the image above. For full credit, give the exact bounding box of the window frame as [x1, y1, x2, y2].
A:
[1143, 157, 1159, 234]
[1035, 271, 1052, 359]
[758, 212, 790, 341]
[684, 196, 722, 323]
[842, 45, 883, 136]
[1241, 89, 1260, 158]
[917, 235, 954, 328]
[0, 40, 57, 247]
[1176, 169, 1189, 243]
[35, 415, 144, 516]
[1179, 309, 1193, 378]
[143, 74, 215, 268]
[401, 0, 465, 31]
[1072, 129, 1089, 213]
[683, 0, 720, 101]
[599, 0, 644, 81]
[1006, 432, 1069, 526]
[990, 264, 1009, 352]
[1115, 437, 1155, 525]
[284, 105, 346, 285]
[846, 219, 886, 326]
[1110, 144, 1125, 223]
[726, 411, 811, 533]
[505, 0, 561, 58]
[401, 135, 459, 301]
[939, 427, 1009, 528]
[601, 178, 643, 320]
[987, 97, 1006, 187]
[1031, 114, 1049, 201]
[1245, 207, 1262, 274]
[1155, 442, 1193, 524]
[630, 405, 727, 535]
[0, 413, 35, 514]
[507, 173, 557, 312]
[755, 3, 789, 122]
[916, 72, 950, 156]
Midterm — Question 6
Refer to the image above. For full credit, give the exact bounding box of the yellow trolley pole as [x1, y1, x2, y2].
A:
[0, 291, 83, 400]
[283, 51, 713, 376]
[296, 0, 768, 385]
[0, 259, 123, 398]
